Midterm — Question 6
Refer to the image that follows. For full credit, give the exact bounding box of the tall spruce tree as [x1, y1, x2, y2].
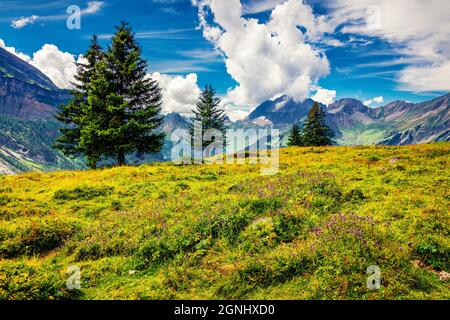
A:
[287, 123, 303, 147]
[54, 35, 105, 169]
[189, 85, 227, 150]
[300, 102, 334, 146]
[103, 21, 165, 165]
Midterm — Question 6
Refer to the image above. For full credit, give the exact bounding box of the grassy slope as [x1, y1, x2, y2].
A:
[0, 144, 449, 300]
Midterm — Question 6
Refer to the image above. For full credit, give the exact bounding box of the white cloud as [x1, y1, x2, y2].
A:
[363, 96, 384, 107]
[0, 39, 80, 89]
[151, 72, 201, 116]
[28, 44, 79, 89]
[10, 1, 104, 29]
[243, 0, 288, 14]
[192, 0, 331, 110]
[397, 61, 450, 92]
[83, 1, 104, 14]
[312, 88, 336, 106]
[11, 15, 39, 29]
[325, 0, 450, 92]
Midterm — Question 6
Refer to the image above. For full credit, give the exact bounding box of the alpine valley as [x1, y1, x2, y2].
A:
[0, 46, 449, 174]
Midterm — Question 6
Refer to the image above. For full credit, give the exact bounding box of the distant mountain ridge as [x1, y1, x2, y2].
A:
[247, 93, 450, 146]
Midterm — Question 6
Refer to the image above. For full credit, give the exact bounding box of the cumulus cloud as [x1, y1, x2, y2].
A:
[397, 61, 450, 92]
[192, 0, 331, 108]
[11, 15, 39, 29]
[363, 96, 384, 107]
[312, 88, 336, 106]
[151, 72, 201, 116]
[243, 0, 288, 14]
[28, 44, 80, 89]
[325, 0, 450, 92]
[0, 39, 80, 89]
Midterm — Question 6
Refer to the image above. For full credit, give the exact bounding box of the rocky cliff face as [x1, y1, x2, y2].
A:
[0, 47, 80, 173]
[379, 94, 450, 145]
[0, 76, 70, 120]
[0, 47, 70, 120]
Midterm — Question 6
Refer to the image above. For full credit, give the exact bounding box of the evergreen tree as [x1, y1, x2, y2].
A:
[287, 123, 303, 147]
[189, 85, 227, 150]
[103, 21, 165, 165]
[300, 102, 334, 146]
[54, 35, 105, 169]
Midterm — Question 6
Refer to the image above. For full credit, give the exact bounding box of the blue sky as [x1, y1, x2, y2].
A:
[1, 0, 448, 118]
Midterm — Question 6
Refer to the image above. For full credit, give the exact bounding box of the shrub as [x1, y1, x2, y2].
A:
[309, 179, 342, 200]
[53, 186, 114, 201]
[0, 219, 80, 258]
[248, 198, 283, 215]
[344, 189, 367, 202]
[0, 195, 12, 206]
[426, 149, 448, 158]
[218, 255, 313, 298]
[415, 239, 449, 271]
[175, 182, 190, 191]
[74, 243, 102, 261]
[273, 214, 305, 243]
[0, 262, 79, 300]
[367, 154, 381, 163]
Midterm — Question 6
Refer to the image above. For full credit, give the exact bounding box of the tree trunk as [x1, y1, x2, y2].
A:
[118, 152, 126, 166]
[88, 156, 97, 170]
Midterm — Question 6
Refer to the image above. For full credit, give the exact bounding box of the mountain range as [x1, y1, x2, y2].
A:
[245, 94, 449, 146]
[0, 46, 448, 173]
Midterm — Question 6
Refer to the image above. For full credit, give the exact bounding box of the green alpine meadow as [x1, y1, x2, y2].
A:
[0, 0, 449, 306]
[0, 143, 448, 299]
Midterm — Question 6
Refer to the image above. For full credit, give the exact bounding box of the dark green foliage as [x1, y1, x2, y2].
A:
[273, 214, 305, 243]
[0, 262, 80, 300]
[0, 195, 11, 206]
[300, 102, 334, 146]
[54, 35, 105, 169]
[102, 21, 165, 165]
[0, 220, 79, 258]
[53, 186, 114, 201]
[309, 179, 343, 200]
[415, 240, 449, 270]
[175, 182, 190, 191]
[248, 198, 283, 215]
[287, 123, 303, 147]
[344, 189, 367, 202]
[212, 211, 251, 243]
[189, 85, 227, 154]
[218, 256, 313, 298]
[74, 243, 102, 261]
